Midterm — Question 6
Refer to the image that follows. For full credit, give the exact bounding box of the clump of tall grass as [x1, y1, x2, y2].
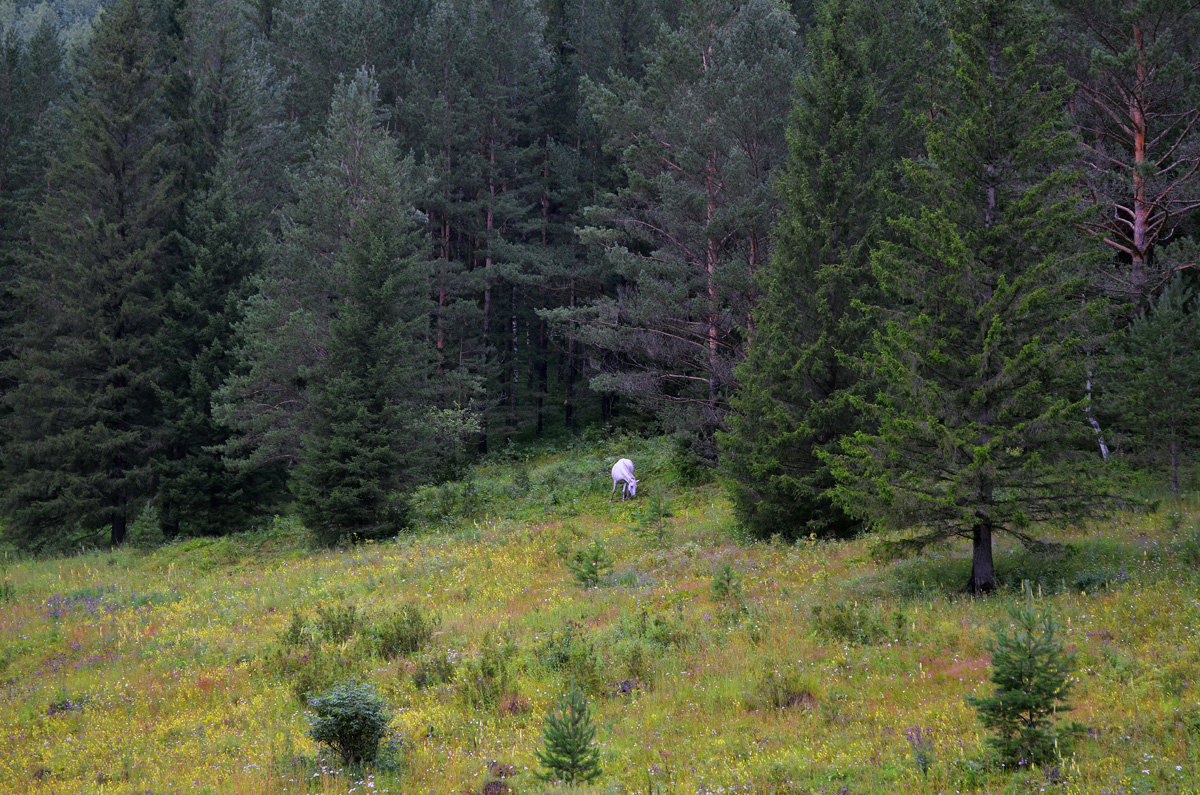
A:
[369, 605, 439, 659]
[811, 599, 905, 645]
[457, 632, 519, 710]
[743, 662, 820, 711]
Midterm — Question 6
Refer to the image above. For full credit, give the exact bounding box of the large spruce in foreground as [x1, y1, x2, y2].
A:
[827, 0, 1106, 593]
[2, 0, 180, 549]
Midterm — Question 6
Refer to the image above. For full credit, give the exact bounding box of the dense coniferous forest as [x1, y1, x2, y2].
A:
[1, 0, 1198, 555]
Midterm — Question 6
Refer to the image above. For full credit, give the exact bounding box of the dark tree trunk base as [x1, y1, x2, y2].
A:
[965, 522, 997, 597]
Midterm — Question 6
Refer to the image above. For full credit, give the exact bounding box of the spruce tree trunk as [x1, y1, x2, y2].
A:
[966, 522, 996, 596]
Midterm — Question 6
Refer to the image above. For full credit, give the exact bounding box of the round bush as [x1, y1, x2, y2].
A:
[308, 680, 390, 764]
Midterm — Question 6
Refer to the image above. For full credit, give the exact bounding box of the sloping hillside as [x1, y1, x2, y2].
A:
[1, 437, 1197, 793]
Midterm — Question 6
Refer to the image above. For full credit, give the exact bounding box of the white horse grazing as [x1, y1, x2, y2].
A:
[610, 458, 638, 501]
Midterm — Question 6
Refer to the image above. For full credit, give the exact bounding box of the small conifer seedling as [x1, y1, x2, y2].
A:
[536, 683, 602, 784]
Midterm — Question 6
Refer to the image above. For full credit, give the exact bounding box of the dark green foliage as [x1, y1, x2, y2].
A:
[827, 0, 1106, 594]
[566, 540, 614, 587]
[1071, 569, 1125, 593]
[536, 683, 602, 784]
[563, 0, 802, 462]
[721, 0, 935, 541]
[0, 16, 66, 427]
[967, 583, 1076, 767]
[2, 0, 181, 550]
[153, 2, 296, 538]
[217, 68, 461, 545]
[1102, 275, 1200, 495]
[308, 679, 391, 765]
[369, 605, 439, 660]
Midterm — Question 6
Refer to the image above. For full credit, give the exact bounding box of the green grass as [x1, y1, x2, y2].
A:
[1, 438, 1198, 793]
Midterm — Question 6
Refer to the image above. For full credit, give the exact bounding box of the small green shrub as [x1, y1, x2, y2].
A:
[628, 608, 688, 649]
[711, 563, 743, 603]
[370, 605, 439, 659]
[410, 478, 487, 527]
[536, 683, 602, 784]
[566, 540, 613, 587]
[412, 650, 456, 689]
[634, 494, 672, 545]
[458, 633, 517, 710]
[316, 603, 362, 644]
[308, 679, 391, 765]
[539, 624, 604, 697]
[613, 638, 654, 685]
[280, 610, 318, 647]
[1072, 568, 1126, 593]
[743, 664, 819, 711]
[812, 600, 903, 645]
[128, 503, 164, 549]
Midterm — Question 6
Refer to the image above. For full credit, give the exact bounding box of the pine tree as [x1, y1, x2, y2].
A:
[565, 0, 801, 461]
[1054, 0, 1200, 309]
[967, 583, 1076, 767]
[535, 683, 602, 784]
[826, 0, 1105, 594]
[2, 0, 180, 550]
[398, 0, 549, 451]
[720, 0, 936, 540]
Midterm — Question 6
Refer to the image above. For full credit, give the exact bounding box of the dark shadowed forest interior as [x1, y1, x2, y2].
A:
[1, 0, 1198, 571]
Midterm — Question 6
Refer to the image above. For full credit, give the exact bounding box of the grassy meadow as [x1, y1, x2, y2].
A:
[1, 436, 1199, 794]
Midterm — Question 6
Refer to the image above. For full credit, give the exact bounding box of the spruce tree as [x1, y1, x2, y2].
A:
[536, 683, 602, 784]
[0, 15, 67, 461]
[826, 0, 1104, 593]
[1103, 272, 1200, 495]
[720, 0, 935, 540]
[218, 69, 453, 544]
[2, 0, 180, 550]
[153, 1, 295, 537]
[967, 583, 1076, 767]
